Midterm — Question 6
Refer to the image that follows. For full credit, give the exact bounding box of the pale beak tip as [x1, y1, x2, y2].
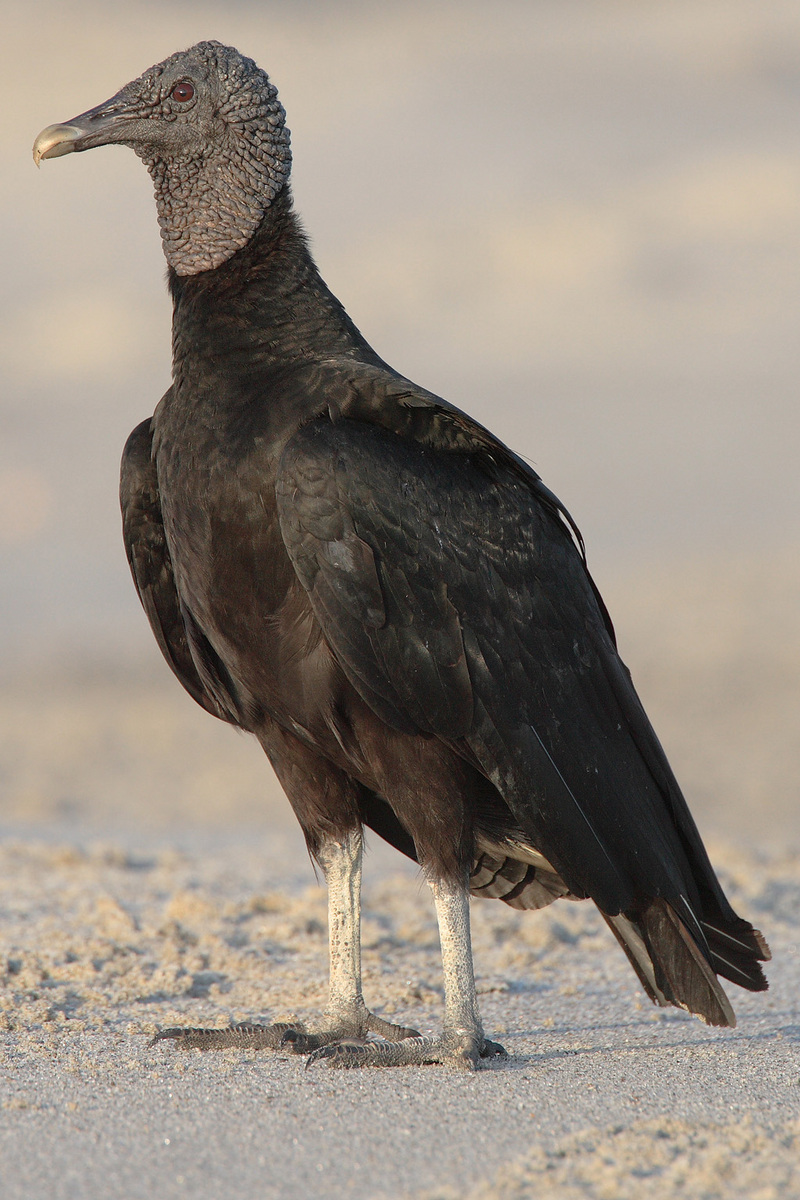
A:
[32, 123, 83, 168]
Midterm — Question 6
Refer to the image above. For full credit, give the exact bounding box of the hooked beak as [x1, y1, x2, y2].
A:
[33, 96, 130, 167]
[32, 123, 84, 165]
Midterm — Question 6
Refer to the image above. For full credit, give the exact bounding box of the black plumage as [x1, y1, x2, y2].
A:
[34, 42, 769, 1066]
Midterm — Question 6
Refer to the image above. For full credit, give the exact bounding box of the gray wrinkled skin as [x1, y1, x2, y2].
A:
[121, 41, 291, 274]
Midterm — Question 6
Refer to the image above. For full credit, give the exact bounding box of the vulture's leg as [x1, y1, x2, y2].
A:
[279, 829, 420, 1052]
[150, 829, 418, 1055]
[306, 872, 507, 1069]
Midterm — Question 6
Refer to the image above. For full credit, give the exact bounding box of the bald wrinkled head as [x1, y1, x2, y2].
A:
[34, 42, 291, 275]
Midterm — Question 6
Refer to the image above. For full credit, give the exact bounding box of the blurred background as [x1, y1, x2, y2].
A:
[2, 0, 799, 848]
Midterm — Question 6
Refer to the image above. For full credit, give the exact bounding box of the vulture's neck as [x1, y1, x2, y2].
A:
[169, 189, 383, 391]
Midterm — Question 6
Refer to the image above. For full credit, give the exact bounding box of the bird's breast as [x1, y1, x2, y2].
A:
[154, 407, 300, 670]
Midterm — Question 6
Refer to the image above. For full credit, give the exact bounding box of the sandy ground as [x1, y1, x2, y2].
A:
[1, 554, 799, 1199]
[0, 831, 798, 1199]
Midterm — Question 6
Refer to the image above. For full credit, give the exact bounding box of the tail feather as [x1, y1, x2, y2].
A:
[641, 900, 737, 1027]
[604, 912, 670, 1009]
[606, 900, 746, 1027]
[702, 919, 770, 992]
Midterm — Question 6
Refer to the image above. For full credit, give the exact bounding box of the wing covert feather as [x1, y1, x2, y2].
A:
[278, 424, 474, 739]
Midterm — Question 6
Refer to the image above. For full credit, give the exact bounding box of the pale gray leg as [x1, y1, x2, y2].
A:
[433, 873, 485, 1047]
[306, 871, 507, 1069]
[151, 828, 418, 1054]
[281, 829, 420, 1051]
[322, 826, 365, 1023]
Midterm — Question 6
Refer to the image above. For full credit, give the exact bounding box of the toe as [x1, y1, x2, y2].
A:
[305, 1040, 373, 1069]
[150, 1022, 295, 1051]
[365, 1014, 422, 1042]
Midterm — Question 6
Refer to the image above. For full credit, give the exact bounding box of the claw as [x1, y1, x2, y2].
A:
[480, 1038, 508, 1059]
[280, 1027, 322, 1054]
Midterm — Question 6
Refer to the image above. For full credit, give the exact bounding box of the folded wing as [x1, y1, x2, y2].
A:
[276, 410, 769, 1021]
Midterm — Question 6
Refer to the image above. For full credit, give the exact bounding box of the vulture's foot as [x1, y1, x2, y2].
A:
[149, 1009, 420, 1054]
[305, 1031, 508, 1070]
[281, 1007, 421, 1054]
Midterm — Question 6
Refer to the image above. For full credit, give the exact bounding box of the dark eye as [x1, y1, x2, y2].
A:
[170, 81, 195, 103]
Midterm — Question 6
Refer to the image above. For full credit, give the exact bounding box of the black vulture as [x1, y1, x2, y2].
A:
[34, 42, 769, 1069]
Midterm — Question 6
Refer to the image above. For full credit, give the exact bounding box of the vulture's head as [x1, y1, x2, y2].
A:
[33, 42, 291, 275]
